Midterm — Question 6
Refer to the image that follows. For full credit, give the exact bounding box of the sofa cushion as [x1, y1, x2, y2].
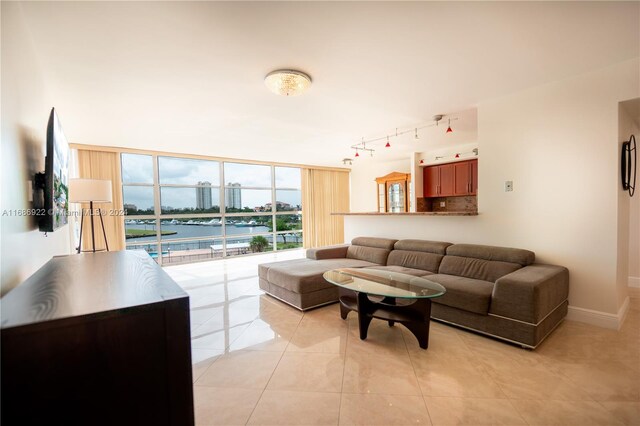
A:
[306, 244, 349, 260]
[394, 239, 452, 255]
[364, 265, 435, 277]
[387, 250, 444, 273]
[439, 256, 522, 282]
[351, 237, 398, 250]
[446, 244, 535, 266]
[346, 237, 397, 265]
[346, 246, 391, 265]
[259, 258, 309, 279]
[427, 274, 495, 315]
[266, 258, 377, 294]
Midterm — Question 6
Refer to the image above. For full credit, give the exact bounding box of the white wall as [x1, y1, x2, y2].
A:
[619, 100, 640, 290]
[346, 58, 640, 319]
[1, 2, 72, 295]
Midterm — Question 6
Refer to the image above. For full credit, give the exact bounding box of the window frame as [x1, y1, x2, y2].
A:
[122, 154, 303, 265]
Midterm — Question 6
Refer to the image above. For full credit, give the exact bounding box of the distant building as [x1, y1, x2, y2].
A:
[226, 183, 242, 210]
[264, 201, 291, 211]
[123, 203, 137, 211]
[196, 181, 213, 210]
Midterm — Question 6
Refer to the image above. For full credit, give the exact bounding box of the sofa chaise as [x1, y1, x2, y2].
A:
[258, 237, 569, 348]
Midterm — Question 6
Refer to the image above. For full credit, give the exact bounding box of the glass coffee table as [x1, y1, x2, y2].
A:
[323, 268, 446, 349]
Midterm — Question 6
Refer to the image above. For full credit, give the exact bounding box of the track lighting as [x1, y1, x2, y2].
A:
[429, 148, 478, 163]
[349, 114, 458, 157]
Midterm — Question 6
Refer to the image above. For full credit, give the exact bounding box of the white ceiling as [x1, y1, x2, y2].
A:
[19, 1, 639, 167]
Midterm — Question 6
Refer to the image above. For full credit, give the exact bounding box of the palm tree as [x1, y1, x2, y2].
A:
[250, 235, 269, 252]
[267, 218, 295, 245]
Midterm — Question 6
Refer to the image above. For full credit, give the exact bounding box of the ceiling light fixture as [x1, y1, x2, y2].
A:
[446, 118, 453, 133]
[431, 148, 478, 163]
[342, 158, 353, 166]
[264, 69, 312, 96]
[349, 114, 458, 157]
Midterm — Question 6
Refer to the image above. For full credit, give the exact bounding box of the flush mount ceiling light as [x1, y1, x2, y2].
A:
[264, 69, 312, 96]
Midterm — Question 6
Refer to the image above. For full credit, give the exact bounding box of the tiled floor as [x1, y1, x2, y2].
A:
[165, 251, 640, 426]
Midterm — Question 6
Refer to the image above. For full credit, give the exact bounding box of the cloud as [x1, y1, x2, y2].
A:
[275, 166, 301, 188]
[159, 157, 220, 185]
[123, 186, 154, 210]
[121, 154, 153, 183]
[224, 163, 271, 187]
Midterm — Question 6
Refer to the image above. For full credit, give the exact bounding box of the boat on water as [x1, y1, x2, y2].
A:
[201, 219, 222, 226]
[234, 220, 258, 227]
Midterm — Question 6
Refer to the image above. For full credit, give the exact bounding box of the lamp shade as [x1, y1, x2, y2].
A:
[69, 178, 113, 203]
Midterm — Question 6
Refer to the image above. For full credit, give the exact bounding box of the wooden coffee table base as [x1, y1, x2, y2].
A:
[338, 288, 433, 349]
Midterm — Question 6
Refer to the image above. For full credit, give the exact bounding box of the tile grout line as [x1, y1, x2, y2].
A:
[243, 309, 304, 425]
[455, 331, 511, 397]
[337, 311, 355, 426]
[452, 329, 531, 426]
[403, 328, 436, 426]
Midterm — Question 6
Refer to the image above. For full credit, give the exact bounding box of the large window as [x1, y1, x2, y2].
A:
[121, 154, 303, 265]
[122, 154, 155, 215]
[274, 167, 302, 249]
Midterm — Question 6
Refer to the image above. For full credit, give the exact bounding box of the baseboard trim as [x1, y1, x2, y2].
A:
[629, 276, 640, 288]
[567, 297, 630, 330]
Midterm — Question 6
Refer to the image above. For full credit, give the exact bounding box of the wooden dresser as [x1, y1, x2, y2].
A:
[1, 250, 194, 426]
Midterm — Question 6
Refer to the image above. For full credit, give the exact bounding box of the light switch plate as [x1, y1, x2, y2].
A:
[505, 181, 513, 192]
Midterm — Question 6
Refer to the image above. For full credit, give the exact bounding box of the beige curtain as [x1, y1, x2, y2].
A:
[77, 149, 125, 251]
[301, 169, 350, 248]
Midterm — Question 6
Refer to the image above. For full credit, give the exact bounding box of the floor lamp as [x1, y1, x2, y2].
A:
[69, 178, 113, 253]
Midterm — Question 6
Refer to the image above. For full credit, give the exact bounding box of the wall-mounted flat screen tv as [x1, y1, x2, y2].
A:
[38, 108, 69, 232]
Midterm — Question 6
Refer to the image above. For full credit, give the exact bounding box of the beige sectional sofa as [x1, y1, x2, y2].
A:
[258, 237, 569, 348]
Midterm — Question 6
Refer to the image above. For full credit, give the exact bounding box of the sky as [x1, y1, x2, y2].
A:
[121, 153, 301, 211]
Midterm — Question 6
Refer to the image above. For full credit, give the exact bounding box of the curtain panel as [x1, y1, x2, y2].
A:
[77, 149, 125, 251]
[301, 169, 350, 248]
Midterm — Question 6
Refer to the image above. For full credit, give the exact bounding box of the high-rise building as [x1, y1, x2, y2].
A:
[225, 183, 242, 210]
[196, 181, 213, 210]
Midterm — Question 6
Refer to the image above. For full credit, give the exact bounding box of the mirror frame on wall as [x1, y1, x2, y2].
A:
[375, 172, 411, 213]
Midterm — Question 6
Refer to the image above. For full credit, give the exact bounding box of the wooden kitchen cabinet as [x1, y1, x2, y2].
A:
[424, 166, 440, 197]
[424, 159, 477, 197]
[423, 163, 454, 197]
[454, 159, 478, 195]
[470, 159, 478, 195]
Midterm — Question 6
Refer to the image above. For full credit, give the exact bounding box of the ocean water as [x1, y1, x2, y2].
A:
[125, 222, 298, 243]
